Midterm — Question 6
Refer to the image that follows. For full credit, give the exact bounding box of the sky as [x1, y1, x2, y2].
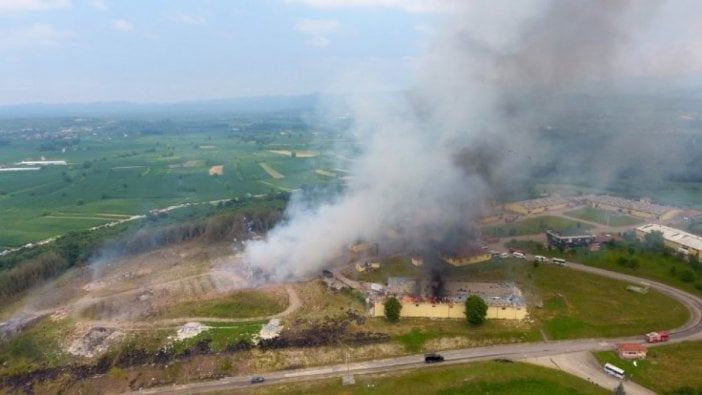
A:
[0, 0, 452, 105]
[2, 0, 702, 106]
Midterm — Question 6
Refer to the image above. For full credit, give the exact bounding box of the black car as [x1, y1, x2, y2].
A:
[251, 376, 265, 384]
[424, 353, 444, 363]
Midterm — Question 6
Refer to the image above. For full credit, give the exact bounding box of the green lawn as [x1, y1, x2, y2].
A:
[564, 207, 642, 226]
[243, 360, 608, 395]
[594, 341, 702, 394]
[482, 216, 592, 237]
[0, 318, 75, 376]
[529, 265, 688, 339]
[153, 289, 288, 319]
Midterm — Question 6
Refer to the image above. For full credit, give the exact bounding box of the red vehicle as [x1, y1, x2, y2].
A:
[644, 331, 669, 343]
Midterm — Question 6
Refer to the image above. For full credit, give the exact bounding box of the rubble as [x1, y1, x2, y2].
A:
[67, 327, 124, 358]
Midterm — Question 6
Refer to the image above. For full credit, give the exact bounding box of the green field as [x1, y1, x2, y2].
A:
[244, 360, 608, 395]
[154, 290, 288, 319]
[529, 265, 688, 339]
[0, 117, 348, 248]
[594, 341, 702, 394]
[482, 216, 592, 237]
[564, 207, 642, 226]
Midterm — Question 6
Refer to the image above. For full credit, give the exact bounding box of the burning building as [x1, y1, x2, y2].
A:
[372, 278, 527, 320]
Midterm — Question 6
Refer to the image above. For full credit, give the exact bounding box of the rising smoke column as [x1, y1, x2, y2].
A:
[244, 0, 679, 280]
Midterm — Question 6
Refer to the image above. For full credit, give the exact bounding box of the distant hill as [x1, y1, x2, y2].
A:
[0, 94, 322, 118]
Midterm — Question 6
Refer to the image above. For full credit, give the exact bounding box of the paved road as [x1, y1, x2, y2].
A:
[132, 260, 702, 394]
[527, 352, 655, 395]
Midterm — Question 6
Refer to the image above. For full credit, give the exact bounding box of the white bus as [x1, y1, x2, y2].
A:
[604, 363, 625, 379]
[551, 257, 566, 266]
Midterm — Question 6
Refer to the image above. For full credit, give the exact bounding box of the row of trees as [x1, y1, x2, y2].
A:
[383, 295, 488, 325]
[0, 197, 287, 301]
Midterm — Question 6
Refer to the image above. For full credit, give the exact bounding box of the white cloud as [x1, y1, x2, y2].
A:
[169, 11, 207, 26]
[295, 18, 338, 35]
[306, 36, 330, 48]
[0, 0, 71, 13]
[0, 23, 70, 49]
[86, 0, 106, 11]
[111, 19, 134, 32]
[287, 0, 464, 13]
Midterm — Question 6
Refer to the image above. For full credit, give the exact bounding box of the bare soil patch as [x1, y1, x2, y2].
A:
[259, 162, 284, 179]
[208, 165, 224, 176]
[268, 150, 319, 158]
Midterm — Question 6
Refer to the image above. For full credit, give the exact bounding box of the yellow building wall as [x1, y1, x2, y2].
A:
[663, 239, 681, 250]
[505, 203, 528, 215]
[442, 253, 492, 266]
[479, 215, 501, 224]
[636, 228, 701, 258]
[487, 306, 528, 320]
[372, 302, 526, 320]
[530, 206, 545, 214]
[630, 210, 655, 219]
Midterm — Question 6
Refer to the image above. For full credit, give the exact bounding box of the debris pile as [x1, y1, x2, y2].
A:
[175, 322, 208, 340]
[67, 327, 124, 358]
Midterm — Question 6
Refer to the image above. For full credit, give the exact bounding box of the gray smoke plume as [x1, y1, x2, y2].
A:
[244, 0, 699, 280]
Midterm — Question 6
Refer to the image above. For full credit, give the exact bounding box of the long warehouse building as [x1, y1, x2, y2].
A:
[636, 224, 702, 258]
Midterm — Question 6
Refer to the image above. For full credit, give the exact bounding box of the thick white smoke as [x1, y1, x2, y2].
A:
[244, 0, 700, 280]
[244, 93, 487, 279]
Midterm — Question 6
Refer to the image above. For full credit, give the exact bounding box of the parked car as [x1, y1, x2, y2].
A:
[251, 376, 265, 384]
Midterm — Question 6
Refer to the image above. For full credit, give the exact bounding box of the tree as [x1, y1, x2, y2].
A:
[644, 230, 665, 252]
[613, 382, 625, 395]
[384, 297, 402, 322]
[465, 295, 488, 325]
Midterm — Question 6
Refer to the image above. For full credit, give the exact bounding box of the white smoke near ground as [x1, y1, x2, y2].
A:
[244, 0, 700, 280]
[245, 93, 486, 279]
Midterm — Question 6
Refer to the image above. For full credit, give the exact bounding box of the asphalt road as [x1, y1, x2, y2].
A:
[132, 260, 702, 394]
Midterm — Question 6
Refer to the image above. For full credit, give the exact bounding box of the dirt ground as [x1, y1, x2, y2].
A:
[2, 241, 282, 357]
[208, 165, 224, 175]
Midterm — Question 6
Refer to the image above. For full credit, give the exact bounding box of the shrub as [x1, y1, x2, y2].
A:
[384, 297, 402, 322]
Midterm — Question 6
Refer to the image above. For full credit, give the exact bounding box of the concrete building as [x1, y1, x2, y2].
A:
[636, 224, 702, 258]
[546, 230, 596, 250]
[504, 196, 569, 215]
[587, 195, 680, 222]
[374, 279, 527, 320]
[372, 300, 527, 320]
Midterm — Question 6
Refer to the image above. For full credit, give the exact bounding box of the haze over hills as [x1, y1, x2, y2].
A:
[0, 94, 323, 118]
